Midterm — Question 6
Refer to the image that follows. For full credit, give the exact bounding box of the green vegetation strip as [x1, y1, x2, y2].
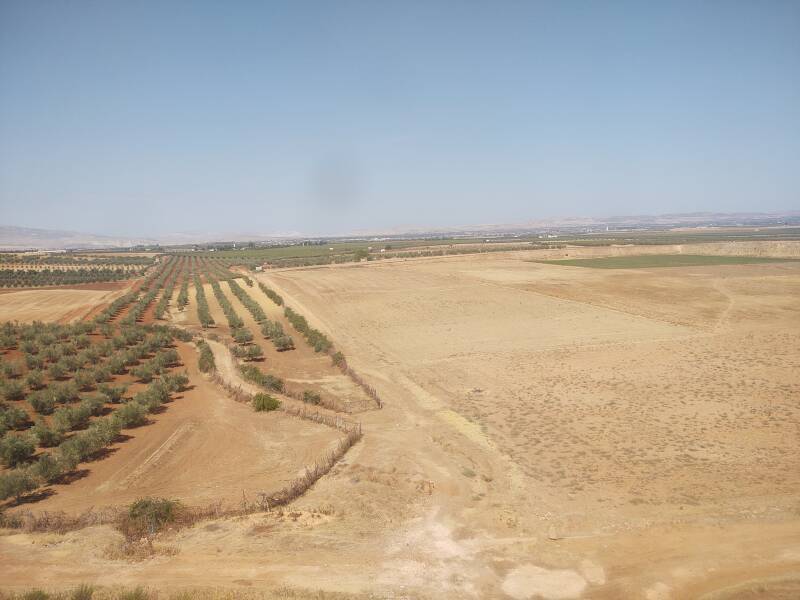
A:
[531, 254, 800, 269]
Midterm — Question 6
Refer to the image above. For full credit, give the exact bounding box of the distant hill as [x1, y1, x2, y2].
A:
[0, 226, 158, 250]
[350, 211, 800, 237]
[2, 211, 798, 250]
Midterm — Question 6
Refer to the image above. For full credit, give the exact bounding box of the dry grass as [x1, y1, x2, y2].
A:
[0, 586, 376, 600]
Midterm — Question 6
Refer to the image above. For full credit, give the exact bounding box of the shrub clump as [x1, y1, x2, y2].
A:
[252, 393, 280, 412]
[119, 497, 184, 539]
[302, 390, 322, 405]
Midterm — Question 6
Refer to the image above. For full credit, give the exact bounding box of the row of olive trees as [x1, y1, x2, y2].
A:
[209, 282, 264, 361]
[176, 278, 189, 311]
[248, 283, 295, 350]
[0, 253, 155, 266]
[210, 280, 244, 329]
[153, 260, 180, 320]
[194, 275, 215, 328]
[0, 267, 141, 288]
[227, 280, 267, 321]
[284, 306, 332, 353]
[258, 282, 284, 306]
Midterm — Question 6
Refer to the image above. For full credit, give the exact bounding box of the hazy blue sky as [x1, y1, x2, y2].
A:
[1, 1, 798, 236]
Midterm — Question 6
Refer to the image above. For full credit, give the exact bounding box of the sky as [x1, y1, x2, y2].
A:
[0, 1, 798, 237]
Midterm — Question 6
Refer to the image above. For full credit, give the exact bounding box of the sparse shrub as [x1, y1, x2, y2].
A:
[252, 392, 280, 412]
[302, 390, 322, 405]
[119, 497, 184, 539]
[118, 587, 149, 600]
[331, 351, 346, 368]
[71, 583, 95, 600]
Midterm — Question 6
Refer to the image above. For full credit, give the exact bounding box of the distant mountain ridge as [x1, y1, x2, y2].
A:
[0, 226, 300, 250]
[0, 226, 158, 250]
[1, 211, 798, 250]
[349, 211, 800, 237]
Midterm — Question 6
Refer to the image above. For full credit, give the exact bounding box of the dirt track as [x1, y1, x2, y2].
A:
[1, 244, 799, 598]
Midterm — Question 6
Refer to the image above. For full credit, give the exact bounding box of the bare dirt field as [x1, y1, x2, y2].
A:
[252, 246, 800, 598]
[0, 286, 129, 323]
[2, 243, 799, 599]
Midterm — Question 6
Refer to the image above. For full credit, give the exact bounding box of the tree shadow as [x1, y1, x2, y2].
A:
[13, 488, 57, 506]
[53, 468, 90, 485]
[84, 446, 120, 463]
